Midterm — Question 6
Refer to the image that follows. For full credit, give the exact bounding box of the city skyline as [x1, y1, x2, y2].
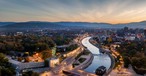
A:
[0, 0, 146, 24]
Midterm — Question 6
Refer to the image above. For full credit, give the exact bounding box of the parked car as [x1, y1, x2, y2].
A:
[95, 66, 106, 75]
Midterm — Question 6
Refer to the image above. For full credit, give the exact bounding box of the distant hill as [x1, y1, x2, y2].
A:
[0, 21, 146, 29]
[113, 21, 146, 28]
[0, 22, 65, 29]
[55, 21, 146, 28]
[0, 22, 16, 26]
[55, 22, 112, 28]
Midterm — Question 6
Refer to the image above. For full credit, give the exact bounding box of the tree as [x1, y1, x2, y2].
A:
[123, 56, 130, 68]
[41, 51, 52, 60]
[107, 37, 112, 43]
[22, 71, 39, 76]
[0, 53, 15, 76]
[0, 53, 8, 65]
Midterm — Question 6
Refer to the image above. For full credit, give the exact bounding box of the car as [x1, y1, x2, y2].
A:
[95, 66, 106, 75]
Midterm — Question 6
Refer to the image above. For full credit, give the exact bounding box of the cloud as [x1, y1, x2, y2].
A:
[0, 0, 146, 23]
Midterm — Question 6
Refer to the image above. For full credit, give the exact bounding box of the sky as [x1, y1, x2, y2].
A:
[0, 0, 146, 24]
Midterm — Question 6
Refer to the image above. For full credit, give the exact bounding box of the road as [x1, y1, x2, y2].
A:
[40, 47, 84, 76]
[40, 34, 90, 76]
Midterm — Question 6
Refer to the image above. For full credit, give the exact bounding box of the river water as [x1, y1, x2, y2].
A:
[82, 37, 111, 73]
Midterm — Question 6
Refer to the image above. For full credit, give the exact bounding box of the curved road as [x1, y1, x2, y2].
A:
[82, 37, 111, 73]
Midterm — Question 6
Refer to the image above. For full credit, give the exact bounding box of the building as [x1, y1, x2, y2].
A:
[124, 36, 135, 41]
[8, 56, 59, 73]
[47, 57, 60, 68]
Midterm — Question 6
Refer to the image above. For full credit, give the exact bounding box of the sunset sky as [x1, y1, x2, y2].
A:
[0, 0, 146, 24]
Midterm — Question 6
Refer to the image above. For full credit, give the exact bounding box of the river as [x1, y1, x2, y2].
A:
[82, 37, 111, 73]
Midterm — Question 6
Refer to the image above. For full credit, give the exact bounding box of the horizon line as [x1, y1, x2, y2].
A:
[0, 20, 146, 25]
